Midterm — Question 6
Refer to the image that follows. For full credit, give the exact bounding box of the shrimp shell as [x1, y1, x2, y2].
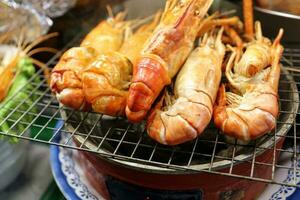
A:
[147, 29, 225, 145]
[233, 21, 276, 77]
[82, 12, 162, 116]
[126, 0, 213, 122]
[213, 29, 284, 141]
[50, 11, 129, 110]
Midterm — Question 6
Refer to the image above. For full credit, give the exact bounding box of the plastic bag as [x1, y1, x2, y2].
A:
[0, 0, 52, 41]
[0, 0, 76, 42]
[23, 0, 77, 18]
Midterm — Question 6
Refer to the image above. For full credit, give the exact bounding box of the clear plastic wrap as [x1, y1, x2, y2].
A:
[23, 0, 77, 18]
[0, 0, 76, 42]
[0, 0, 52, 41]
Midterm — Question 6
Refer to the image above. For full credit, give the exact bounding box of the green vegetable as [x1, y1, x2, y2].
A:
[0, 57, 40, 142]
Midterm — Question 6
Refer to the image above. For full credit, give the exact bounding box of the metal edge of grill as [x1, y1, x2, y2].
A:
[59, 67, 299, 175]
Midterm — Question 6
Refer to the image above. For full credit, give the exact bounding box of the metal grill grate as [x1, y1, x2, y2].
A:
[1, 28, 300, 188]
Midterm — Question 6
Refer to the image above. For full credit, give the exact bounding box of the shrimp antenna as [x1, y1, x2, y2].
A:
[132, 11, 162, 31]
[15, 28, 25, 50]
[272, 28, 284, 48]
[114, 10, 127, 22]
[23, 32, 58, 54]
[106, 5, 114, 18]
[162, 0, 177, 20]
[0, 30, 13, 43]
[216, 27, 224, 43]
[30, 58, 50, 85]
[201, 32, 209, 46]
[255, 21, 263, 41]
[27, 47, 58, 57]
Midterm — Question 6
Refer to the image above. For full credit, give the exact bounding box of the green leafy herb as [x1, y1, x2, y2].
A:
[0, 57, 40, 142]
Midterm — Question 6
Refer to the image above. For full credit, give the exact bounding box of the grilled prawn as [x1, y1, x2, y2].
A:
[126, 0, 213, 122]
[82, 13, 161, 116]
[213, 29, 284, 141]
[147, 29, 225, 145]
[50, 11, 129, 110]
[234, 21, 279, 77]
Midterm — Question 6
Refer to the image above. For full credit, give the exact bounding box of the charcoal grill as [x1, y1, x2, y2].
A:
[1, 0, 300, 199]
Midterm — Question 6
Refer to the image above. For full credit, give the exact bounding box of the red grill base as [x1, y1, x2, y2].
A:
[74, 137, 284, 200]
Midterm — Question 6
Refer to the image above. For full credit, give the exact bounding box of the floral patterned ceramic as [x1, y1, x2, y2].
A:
[50, 140, 103, 200]
[50, 142, 300, 200]
[50, 120, 300, 200]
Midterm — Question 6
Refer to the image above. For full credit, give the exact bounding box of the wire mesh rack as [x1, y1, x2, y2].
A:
[1, 26, 300, 188]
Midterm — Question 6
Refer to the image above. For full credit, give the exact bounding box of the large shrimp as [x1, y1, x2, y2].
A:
[213, 29, 284, 141]
[147, 29, 225, 145]
[82, 13, 161, 116]
[126, 0, 213, 122]
[234, 21, 279, 77]
[50, 11, 129, 110]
